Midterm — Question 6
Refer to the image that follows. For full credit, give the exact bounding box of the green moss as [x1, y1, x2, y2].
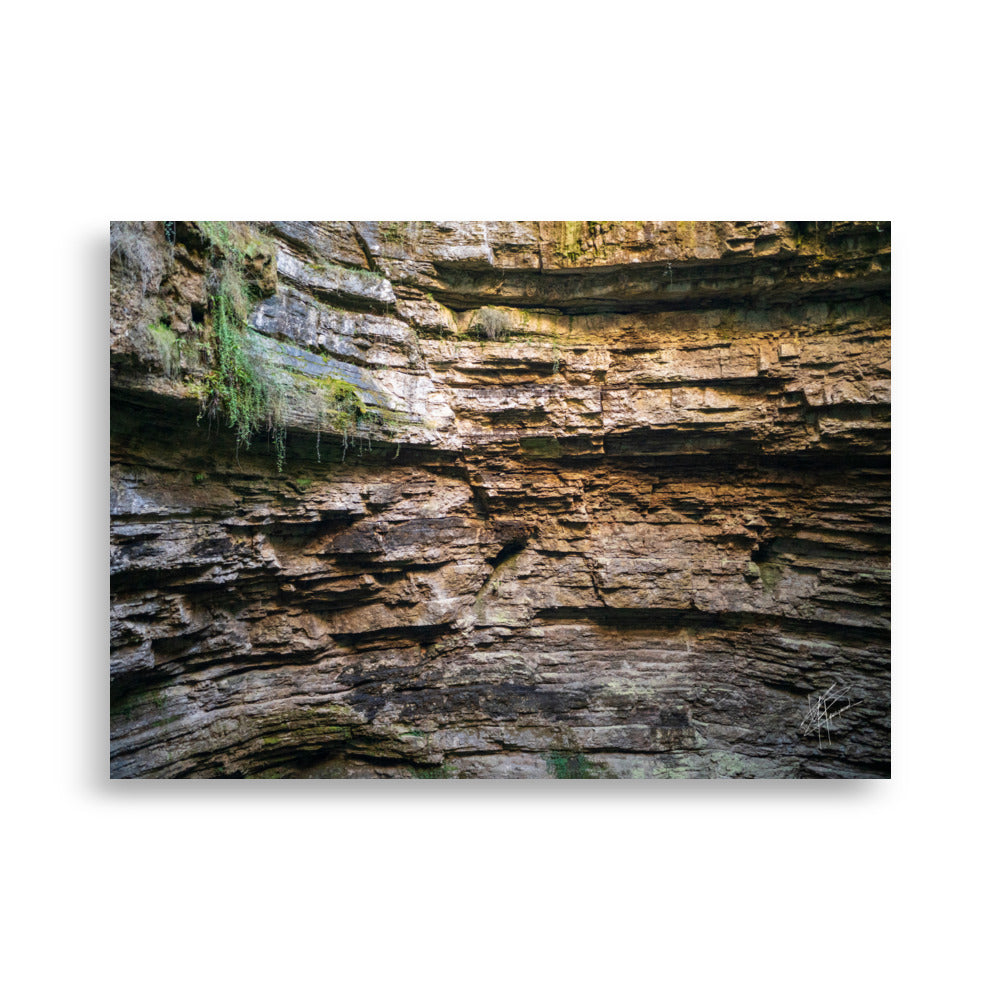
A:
[147, 322, 180, 375]
[555, 221, 586, 263]
[674, 220, 699, 250]
[197, 221, 237, 255]
[196, 221, 271, 260]
[380, 222, 407, 244]
[757, 561, 784, 591]
[546, 752, 594, 778]
[111, 686, 168, 721]
[412, 762, 454, 779]
[323, 376, 368, 430]
[554, 221, 609, 263]
[292, 369, 405, 462]
[520, 436, 562, 458]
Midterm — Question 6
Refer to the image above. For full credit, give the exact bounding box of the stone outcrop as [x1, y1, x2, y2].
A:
[110, 221, 890, 778]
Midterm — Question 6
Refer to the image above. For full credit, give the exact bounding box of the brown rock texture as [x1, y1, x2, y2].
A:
[110, 220, 890, 778]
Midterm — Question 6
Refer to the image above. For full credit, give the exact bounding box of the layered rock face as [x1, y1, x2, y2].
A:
[110, 221, 890, 778]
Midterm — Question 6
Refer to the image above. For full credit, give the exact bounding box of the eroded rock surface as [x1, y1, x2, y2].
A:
[110, 221, 890, 778]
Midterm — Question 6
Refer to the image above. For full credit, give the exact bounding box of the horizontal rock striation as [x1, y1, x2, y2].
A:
[110, 221, 890, 778]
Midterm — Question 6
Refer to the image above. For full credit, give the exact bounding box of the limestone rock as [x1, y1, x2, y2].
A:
[110, 220, 891, 778]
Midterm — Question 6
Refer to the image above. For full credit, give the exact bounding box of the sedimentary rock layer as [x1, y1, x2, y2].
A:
[110, 221, 890, 777]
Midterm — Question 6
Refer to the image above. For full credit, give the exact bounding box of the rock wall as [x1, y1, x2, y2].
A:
[110, 221, 890, 778]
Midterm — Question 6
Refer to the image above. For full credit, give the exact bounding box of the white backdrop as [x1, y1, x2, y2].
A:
[4, 2, 994, 997]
